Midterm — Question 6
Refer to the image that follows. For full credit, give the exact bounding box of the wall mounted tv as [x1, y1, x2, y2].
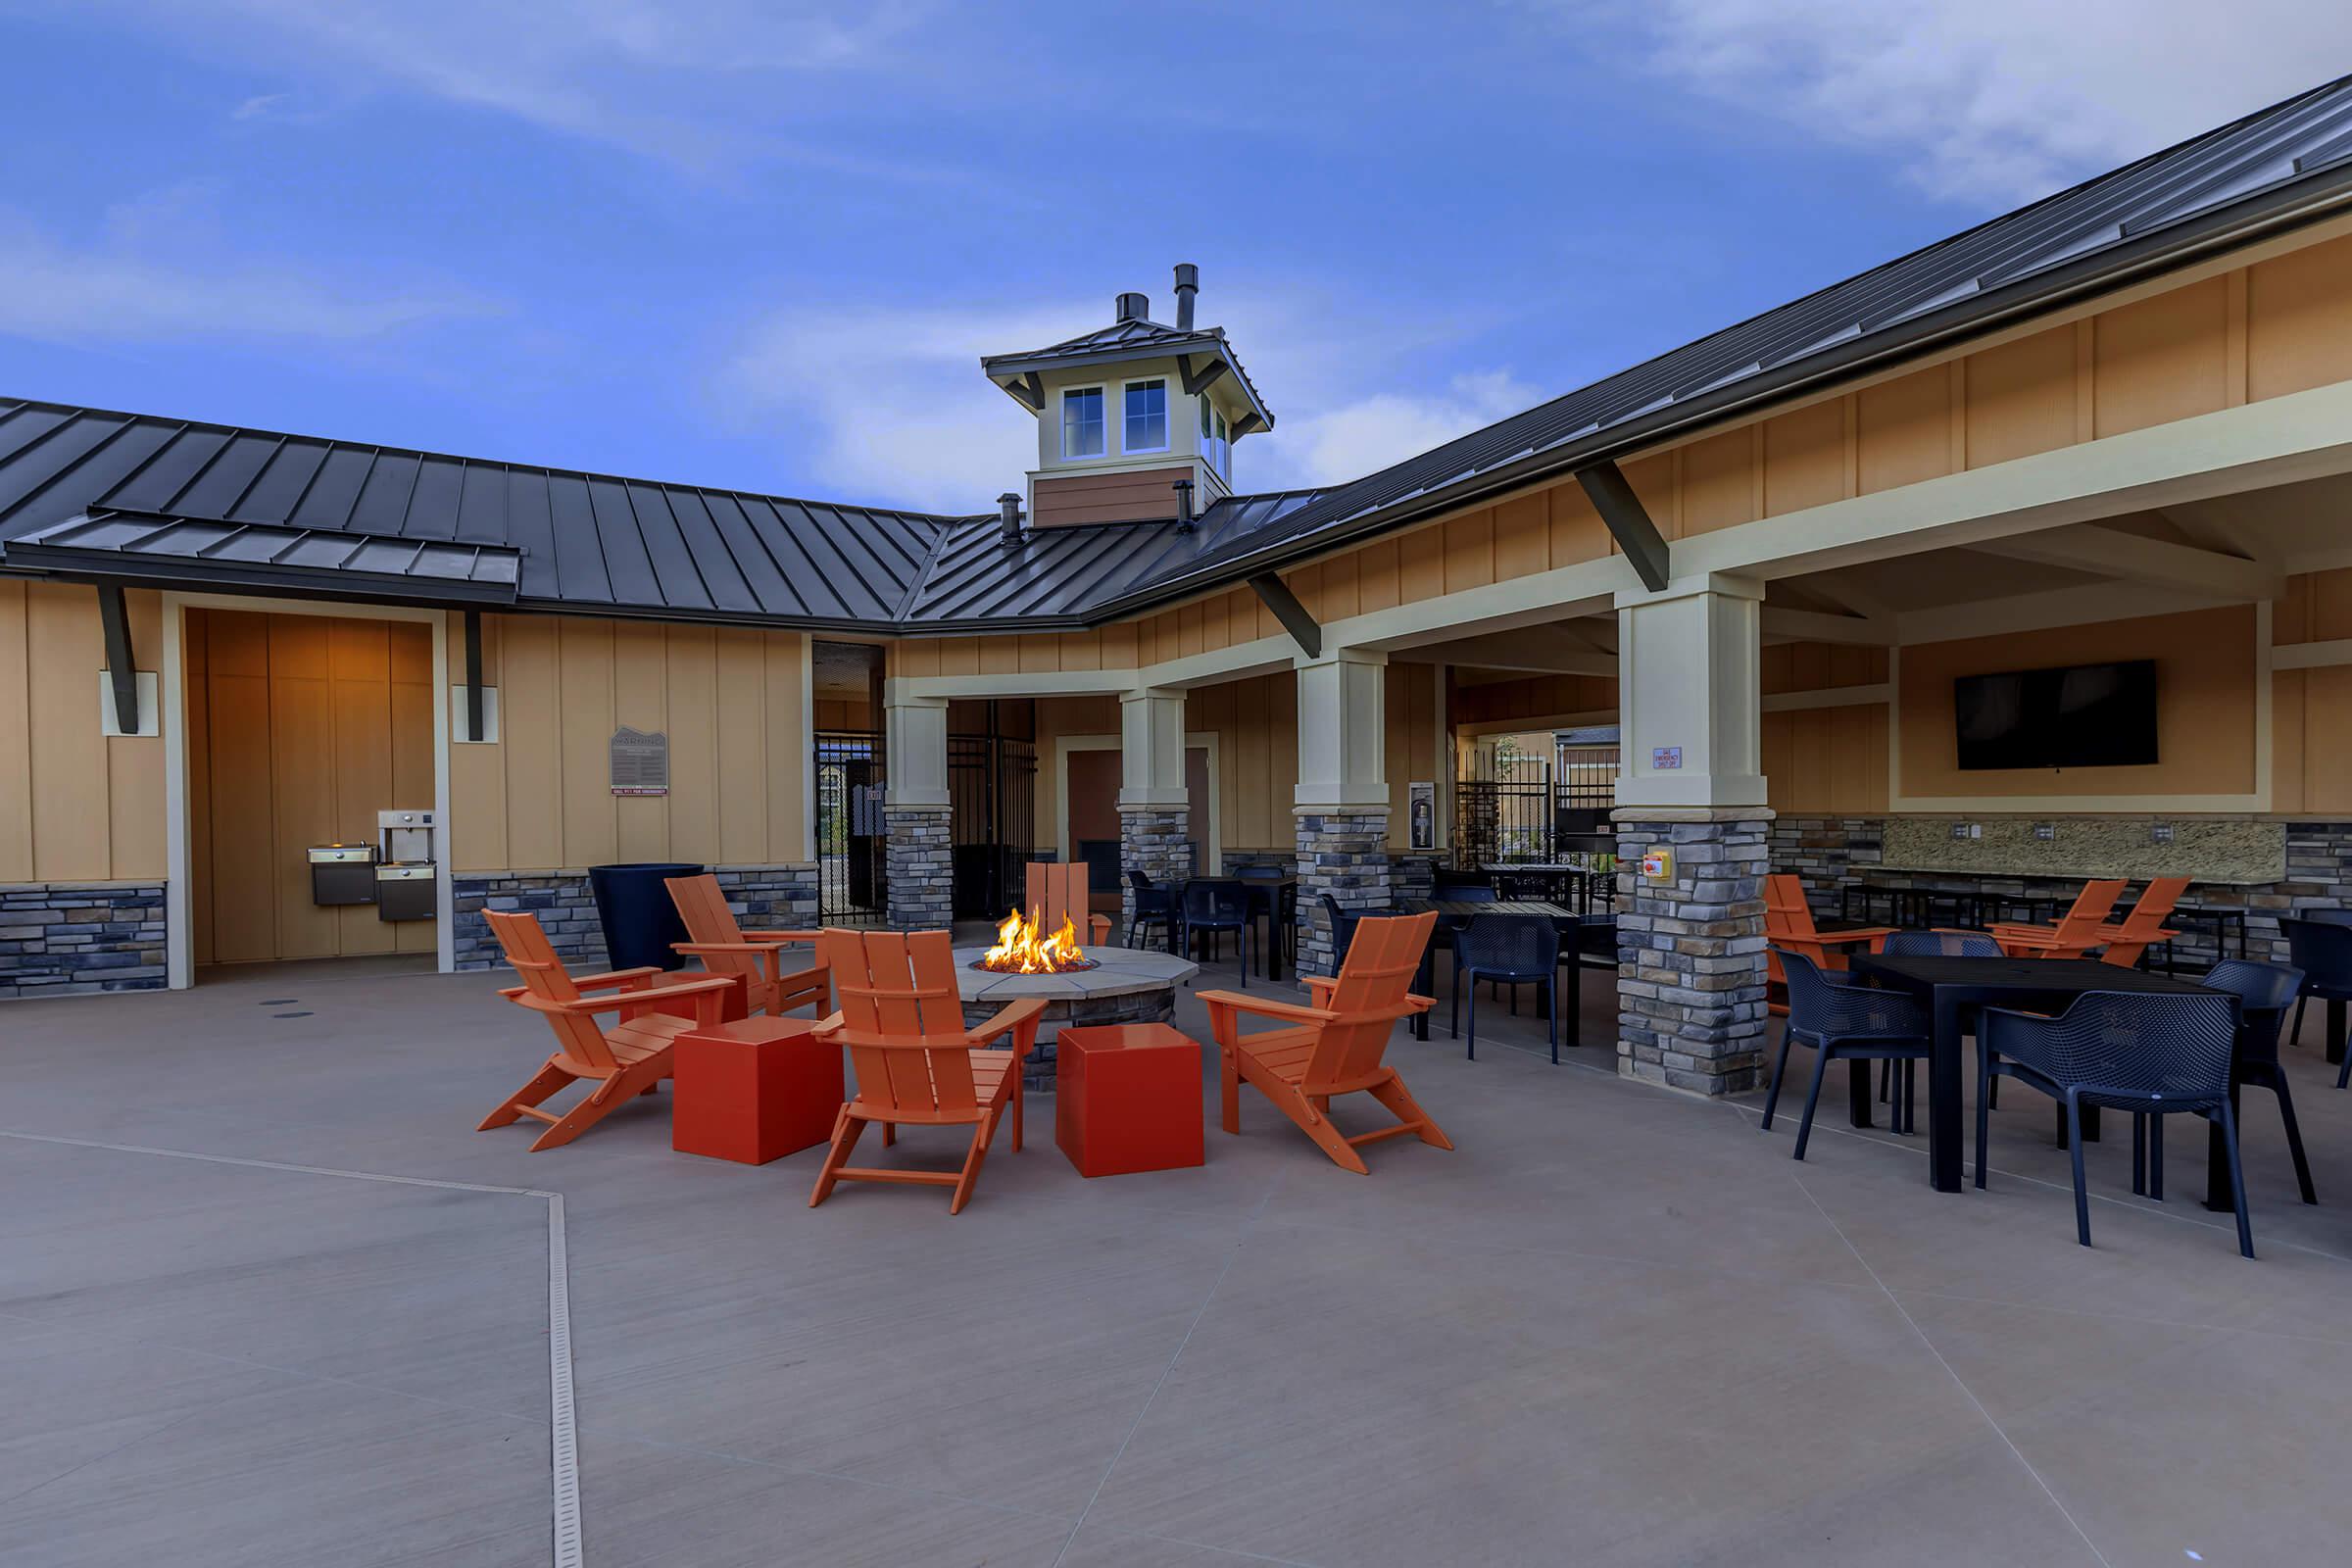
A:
[1953, 660, 2158, 771]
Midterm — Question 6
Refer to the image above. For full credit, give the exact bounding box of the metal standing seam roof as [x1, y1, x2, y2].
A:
[5, 74, 2352, 633]
[0, 402, 970, 626]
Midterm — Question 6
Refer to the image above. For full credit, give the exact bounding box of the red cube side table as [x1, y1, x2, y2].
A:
[672, 1015, 841, 1165]
[1055, 1022, 1204, 1178]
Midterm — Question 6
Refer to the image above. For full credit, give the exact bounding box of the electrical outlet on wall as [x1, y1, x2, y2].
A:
[2151, 822, 2176, 844]
[2033, 822, 2057, 842]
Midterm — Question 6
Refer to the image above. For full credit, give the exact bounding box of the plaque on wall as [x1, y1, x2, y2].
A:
[610, 726, 669, 796]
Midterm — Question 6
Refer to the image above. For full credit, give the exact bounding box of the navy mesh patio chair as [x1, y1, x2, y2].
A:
[1126, 869, 1178, 952]
[1882, 930, 2003, 957]
[1978, 990, 2252, 1256]
[1451, 912, 1561, 1062]
[2200, 958, 2318, 1205]
[1764, 949, 1932, 1158]
[1181, 878, 1252, 985]
[2280, 915, 2352, 1079]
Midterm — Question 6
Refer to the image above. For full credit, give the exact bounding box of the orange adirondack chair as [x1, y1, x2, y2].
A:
[2094, 876, 2190, 968]
[478, 908, 737, 1152]
[1764, 874, 1896, 1014]
[1985, 879, 2128, 959]
[663, 872, 829, 1016]
[1200, 911, 1449, 1174]
[1025, 860, 1112, 946]
[808, 929, 1047, 1214]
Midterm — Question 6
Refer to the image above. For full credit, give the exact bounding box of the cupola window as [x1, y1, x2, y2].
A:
[1123, 379, 1168, 454]
[1061, 387, 1105, 458]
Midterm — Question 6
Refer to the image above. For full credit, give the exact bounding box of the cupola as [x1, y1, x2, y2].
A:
[979, 264, 1272, 530]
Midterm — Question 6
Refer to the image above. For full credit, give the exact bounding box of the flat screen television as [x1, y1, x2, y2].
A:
[1953, 660, 2157, 770]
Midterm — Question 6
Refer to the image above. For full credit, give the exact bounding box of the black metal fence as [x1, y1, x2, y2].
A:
[814, 731, 886, 925]
[949, 734, 1037, 919]
[1453, 741, 1620, 868]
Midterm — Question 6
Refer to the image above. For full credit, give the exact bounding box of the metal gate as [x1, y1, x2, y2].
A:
[815, 730, 887, 925]
[949, 732, 1037, 919]
[1454, 747, 1557, 869]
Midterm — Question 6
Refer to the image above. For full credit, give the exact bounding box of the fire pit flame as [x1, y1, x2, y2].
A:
[973, 906, 1099, 974]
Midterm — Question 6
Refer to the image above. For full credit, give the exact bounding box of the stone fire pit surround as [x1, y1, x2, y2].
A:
[954, 945, 1199, 1090]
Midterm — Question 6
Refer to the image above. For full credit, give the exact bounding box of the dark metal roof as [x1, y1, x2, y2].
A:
[1080, 71, 2352, 617]
[5, 74, 2350, 635]
[10, 513, 522, 603]
[0, 399, 971, 625]
[981, 317, 1274, 428]
[901, 488, 1334, 628]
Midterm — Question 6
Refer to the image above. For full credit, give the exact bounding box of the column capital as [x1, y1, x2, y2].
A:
[878, 683, 950, 710]
[1292, 645, 1387, 672]
[883, 691, 951, 808]
[1611, 571, 1764, 611]
[1294, 650, 1387, 811]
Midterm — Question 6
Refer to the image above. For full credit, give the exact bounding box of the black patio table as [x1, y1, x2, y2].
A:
[1846, 953, 2224, 1194]
[1234, 871, 1298, 982]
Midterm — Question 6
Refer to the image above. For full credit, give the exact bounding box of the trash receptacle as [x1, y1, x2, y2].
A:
[587, 862, 704, 973]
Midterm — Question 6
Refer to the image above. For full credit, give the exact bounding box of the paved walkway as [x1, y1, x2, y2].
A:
[2, 950, 2348, 1566]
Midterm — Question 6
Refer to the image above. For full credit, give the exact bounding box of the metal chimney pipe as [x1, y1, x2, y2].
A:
[997, 492, 1024, 543]
[1115, 291, 1149, 323]
[1171, 477, 1196, 531]
[1173, 264, 1199, 330]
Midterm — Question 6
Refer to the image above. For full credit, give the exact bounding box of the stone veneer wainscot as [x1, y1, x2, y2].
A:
[454, 864, 818, 971]
[0, 880, 169, 997]
[1295, 809, 1392, 978]
[1612, 808, 1772, 1095]
[884, 805, 955, 931]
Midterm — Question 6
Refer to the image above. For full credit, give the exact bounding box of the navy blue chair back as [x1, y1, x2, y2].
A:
[1454, 912, 1556, 979]
[1778, 949, 1926, 1040]
[2282, 918, 2352, 994]
[1184, 878, 1248, 926]
[2199, 958, 2303, 1064]
[1882, 929, 2001, 958]
[1984, 991, 2236, 1101]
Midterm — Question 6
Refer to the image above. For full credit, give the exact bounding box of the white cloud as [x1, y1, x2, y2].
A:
[1597, 0, 2352, 203]
[71, 1, 946, 173]
[0, 205, 493, 344]
[713, 285, 1539, 512]
[1270, 370, 1543, 489]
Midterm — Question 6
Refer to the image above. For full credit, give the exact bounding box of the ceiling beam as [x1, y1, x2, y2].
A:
[1759, 606, 1895, 646]
[1895, 580, 2233, 645]
[2156, 498, 2274, 562]
[1396, 625, 1619, 676]
[1792, 567, 1896, 620]
[1972, 523, 2282, 602]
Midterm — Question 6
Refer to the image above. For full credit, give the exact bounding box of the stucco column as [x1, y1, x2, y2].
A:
[1295, 648, 1389, 976]
[1611, 574, 1772, 1094]
[882, 691, 953, 930]
[1117, 688, 1191, 940]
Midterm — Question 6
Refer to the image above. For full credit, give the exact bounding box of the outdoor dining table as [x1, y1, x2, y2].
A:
[1846, 953, 2227, 1194]
[1234, 871, 1298, 983]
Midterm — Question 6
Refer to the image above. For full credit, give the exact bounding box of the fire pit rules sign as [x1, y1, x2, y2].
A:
[610, 726, 669, 796]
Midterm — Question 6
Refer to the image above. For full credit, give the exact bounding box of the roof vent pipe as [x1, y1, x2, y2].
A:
[997, 492, 1024, 544]
[1172, 477, 1196, 532]
[1115, 291, 1149, 323]
[1173, 264, 1199, 330]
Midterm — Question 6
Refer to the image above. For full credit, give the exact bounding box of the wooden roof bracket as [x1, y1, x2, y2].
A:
[95, 582, 138, 735]
[1573, 460, 1671, 592]
[1248, 571, 1321, 659]
[464, 608, 486, 742]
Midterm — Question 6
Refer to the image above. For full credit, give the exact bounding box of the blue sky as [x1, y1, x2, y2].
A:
[2, 2, 2343, 514]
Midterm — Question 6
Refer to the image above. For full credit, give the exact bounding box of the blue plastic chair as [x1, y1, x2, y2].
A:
[1979, 990, 2250, 1256]
[1763, 949, 1932, 1158]
[1125, 869, 1178, 952]
[2199, 958, 2316, 1205]
[1450, 912, 1560, 1062]
[2280, 917, 2352, 1085]
[1181, 878, 1252, 985]
[1881, 929, 2002, 957]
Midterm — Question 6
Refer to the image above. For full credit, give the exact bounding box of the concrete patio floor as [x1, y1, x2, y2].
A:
[4, 944, 2350, 1567]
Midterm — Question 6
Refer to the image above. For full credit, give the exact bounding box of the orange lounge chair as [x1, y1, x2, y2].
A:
[1025, 860, 1113, 947]
[2093, 876, 2190, 968]
[664, 872, 830, 1016]
[478, 908, 737, 1152]
[1764, 874, 1896, 1014]
[1984, 878, 2127, 959]
[1200, 910, 1450, 1174]
[808, 929, 1046, 1214]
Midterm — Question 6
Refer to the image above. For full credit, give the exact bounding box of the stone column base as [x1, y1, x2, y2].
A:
[1296, 808, 1392, 977]
[1118, 805, 1192, 942]
[884, 805, 954, 931]
[1612, 807, 1773, 1095]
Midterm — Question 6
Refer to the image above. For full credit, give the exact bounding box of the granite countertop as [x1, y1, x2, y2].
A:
[1877, 816, 2284, 886]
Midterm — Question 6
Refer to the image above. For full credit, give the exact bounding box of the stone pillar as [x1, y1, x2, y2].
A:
[1611, 574, 1771, 1092]
[882, 691, 954, 930]
[1117, 688, 1191, 936]
[1294, 650, 1390, 976]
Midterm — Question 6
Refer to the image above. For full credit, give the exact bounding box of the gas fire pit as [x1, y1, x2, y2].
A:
[953, 945, 1199, 1091]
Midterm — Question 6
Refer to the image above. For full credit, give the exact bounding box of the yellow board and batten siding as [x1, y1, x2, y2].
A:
[446, 612, 809, 875]
[0, 580, 167, 886]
